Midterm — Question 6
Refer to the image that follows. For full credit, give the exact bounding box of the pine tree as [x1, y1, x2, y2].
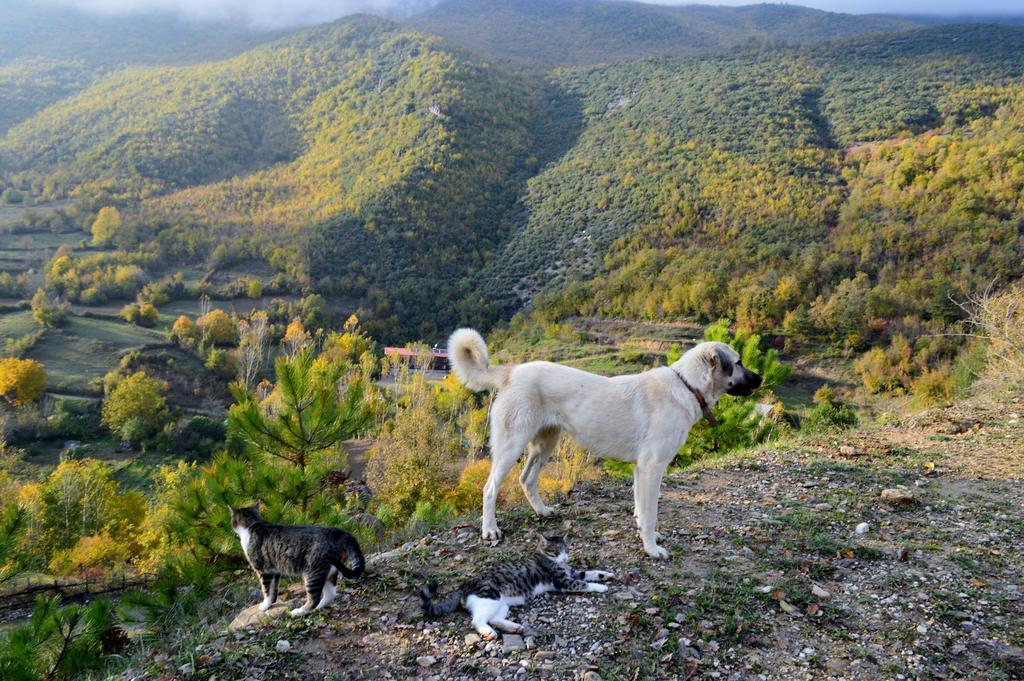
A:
[165, 349, 374, 575]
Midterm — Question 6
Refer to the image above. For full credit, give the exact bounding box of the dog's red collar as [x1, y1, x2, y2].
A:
[673, 371, 718, 426]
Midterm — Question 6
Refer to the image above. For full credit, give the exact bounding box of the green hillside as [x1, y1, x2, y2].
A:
[408, 0, 919, 65]
[480, 24, 1024, 344]
[0, 0, 282, 133]
[0, 16, 556, 338]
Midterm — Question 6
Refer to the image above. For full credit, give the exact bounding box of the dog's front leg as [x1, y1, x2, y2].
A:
[482, 449, 521, 540]
[635, 462, 670, 559]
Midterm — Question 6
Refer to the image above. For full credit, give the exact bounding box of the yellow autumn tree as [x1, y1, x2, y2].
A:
[0, 358, 47, 406]
[282, 319, 310, 357]
[198, 309, 236, 345]
[170, 314, 198, 346]
[90, 206, 122, 246]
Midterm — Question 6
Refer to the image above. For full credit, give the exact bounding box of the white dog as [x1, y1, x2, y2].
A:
[447, 328, 762, 559]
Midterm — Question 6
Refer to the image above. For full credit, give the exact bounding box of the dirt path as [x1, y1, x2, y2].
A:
[120, 396, 1024, 680]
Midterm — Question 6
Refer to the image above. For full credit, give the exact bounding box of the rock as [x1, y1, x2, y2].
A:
[811, 584, 831, 599]
[855, 522, 871, 535]
[465, 633, 482, 646]
[228, 600, 294, 632]
[916, 624, 928, 635]
[274, 639, 291, 653]
[881, 487, 917, 507]
[582, 672, 602, 681]
[177, 663, 194, 675]
[502, 634, 526, 653]
[416, 655, 437, 667]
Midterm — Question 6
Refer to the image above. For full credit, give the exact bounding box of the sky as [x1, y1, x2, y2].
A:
[37, 0, 1024, 28]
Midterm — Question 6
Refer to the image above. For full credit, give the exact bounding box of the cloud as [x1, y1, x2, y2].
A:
[40, 0, 440, 28]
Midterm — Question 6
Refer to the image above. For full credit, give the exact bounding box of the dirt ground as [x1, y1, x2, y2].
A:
[119, 393, 1023, 680]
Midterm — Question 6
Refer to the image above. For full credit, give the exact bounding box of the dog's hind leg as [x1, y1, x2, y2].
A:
[482, 428, 531, 541]
[519, 427, 559, 517]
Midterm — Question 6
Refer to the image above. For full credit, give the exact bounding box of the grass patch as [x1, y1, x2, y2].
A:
[0, 309, 36, 337]
[678, 569, 771, 643]
[26, 316, 164, 394]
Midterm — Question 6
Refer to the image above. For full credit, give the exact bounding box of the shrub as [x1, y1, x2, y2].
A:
[120, 302, 159, 327]
[158, 415, 226, 459]
[677, 320, 789, 465]
[957, 283, 1024, 389]
[102, 372, 169, 443]
[367, 393, 462, 519]
[30, 288, 67, 328]
[49, 398, 102, 439]
[198, 308, 236, 344]
[28, 459, 144, 569]
[170, 314, 199, 346]
[49, 529, 132, 577]
[911, 368, 953, 407]
[803, 385, 858, 431]
[0, 358, 46, 406]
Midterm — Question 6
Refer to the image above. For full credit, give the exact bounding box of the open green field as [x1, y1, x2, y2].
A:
[25, 315, 165, 394]
[0, 200, 73, 228]
[158, 295, 302, 321]
[0, 309, 35, 338]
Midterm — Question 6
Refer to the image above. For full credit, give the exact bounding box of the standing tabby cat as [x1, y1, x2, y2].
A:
[230, 505, 365, 616]
[421, 535, 612, 638]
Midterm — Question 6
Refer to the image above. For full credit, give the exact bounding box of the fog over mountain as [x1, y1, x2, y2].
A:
[38, 0, 440, 27]
[38, 0, 1024, 28]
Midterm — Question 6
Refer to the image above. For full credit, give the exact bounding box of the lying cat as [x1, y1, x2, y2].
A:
[230, 505, 365, 616]
[421, 535, 613, 638]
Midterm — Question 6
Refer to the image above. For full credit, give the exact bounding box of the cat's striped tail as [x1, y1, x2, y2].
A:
[421, 581, 462, 618]
[336, 535, 365, 579]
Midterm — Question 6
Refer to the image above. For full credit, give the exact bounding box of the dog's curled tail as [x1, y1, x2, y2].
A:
[447, 328, 508, 391]
[421, 581, 462, 619]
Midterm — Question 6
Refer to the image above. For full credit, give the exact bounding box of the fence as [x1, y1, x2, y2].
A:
[0, 573, 151, 611]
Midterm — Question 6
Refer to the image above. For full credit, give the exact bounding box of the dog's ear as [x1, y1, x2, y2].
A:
[706, 350, 717, 368]
[715, 347, 733, 376]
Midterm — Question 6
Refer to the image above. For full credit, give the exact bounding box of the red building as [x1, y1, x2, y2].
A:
[382, 345, 450, 372]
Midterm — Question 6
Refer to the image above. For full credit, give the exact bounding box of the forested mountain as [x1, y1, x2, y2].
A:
[481, 24, 1024, 343]
[0, 1, 282, 133]
[0, 15, 562, 337]
[1, 12, 1023, 342]
[408, 0, 919, 65]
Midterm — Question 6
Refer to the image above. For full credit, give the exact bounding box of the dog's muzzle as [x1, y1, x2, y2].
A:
[726, 368, 762, 397]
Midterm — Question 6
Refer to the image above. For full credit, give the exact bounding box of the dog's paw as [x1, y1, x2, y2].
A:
[479, 628, 498, 641]
[481, 527, 503, 541]
[289, 606, 311, 617]
[644, 544, 670, 560]
[587, 583, 609, 593]
[535, 504, 556, 517]
[593, 570, 614, 581]
[258, 600, 273, 612]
